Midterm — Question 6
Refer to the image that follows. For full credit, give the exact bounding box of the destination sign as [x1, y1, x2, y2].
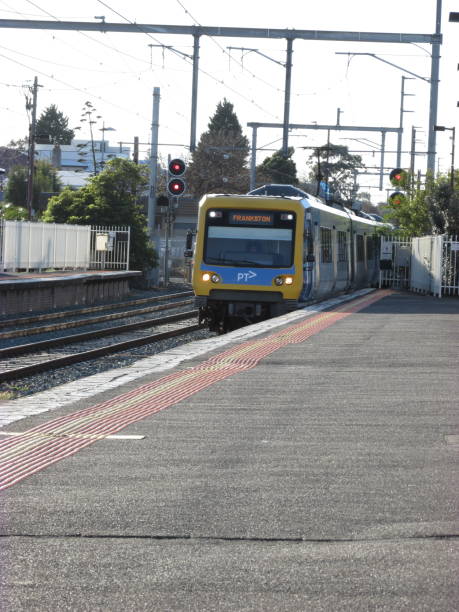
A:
[229, 211, 273, 226]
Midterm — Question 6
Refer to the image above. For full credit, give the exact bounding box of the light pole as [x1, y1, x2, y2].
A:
[434, 125, 456, 190]
[99, 123, 116, 168]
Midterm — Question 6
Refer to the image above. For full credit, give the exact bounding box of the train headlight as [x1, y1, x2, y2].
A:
[274, 276, 284, 286]
[211, 274, 221, 283]
[285, 276, 294, 285]
[202, 272, 211, 282]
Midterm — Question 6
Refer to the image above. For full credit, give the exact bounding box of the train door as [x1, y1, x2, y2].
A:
[300, 215, 314, 301]
[354, 232, 366, 285]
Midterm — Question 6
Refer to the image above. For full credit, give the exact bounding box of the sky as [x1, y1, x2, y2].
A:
[0, 0, 458, 204]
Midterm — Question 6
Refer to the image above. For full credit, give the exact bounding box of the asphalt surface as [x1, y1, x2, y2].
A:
[1, 290, 458, 611]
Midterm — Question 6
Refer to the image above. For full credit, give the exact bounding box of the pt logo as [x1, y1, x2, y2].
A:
[237, 270, 257, 282]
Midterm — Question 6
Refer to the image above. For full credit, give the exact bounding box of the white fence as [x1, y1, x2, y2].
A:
[0, 220, 130, 272]
[380, 234, 459, 297]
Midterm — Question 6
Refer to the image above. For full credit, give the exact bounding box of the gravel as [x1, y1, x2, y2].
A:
[0, 283, 215, 400]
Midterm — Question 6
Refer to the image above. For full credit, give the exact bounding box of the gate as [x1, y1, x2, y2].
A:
[380, 234, 459, 297]
[441, 235, 459, 296]
[379, 235, 412, 289]
[89, 226, 130, 270]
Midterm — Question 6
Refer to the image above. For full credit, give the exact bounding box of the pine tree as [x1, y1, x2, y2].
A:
[187, 99, 250, 199]
[256, 147, 298, 185]
[35, 105, 75, 145]
[307, 143, 365, 203]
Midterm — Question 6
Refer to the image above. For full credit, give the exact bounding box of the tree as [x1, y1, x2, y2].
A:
[4, 160, 62, 214]
[35, 104, 75, 145]
[0, 146, 28, 173]
[6, 138, 28, 153]
[306, 143, 365, 202]
[385, 171, 459, 236]
[42, 158, 157, 271]
[256, 147, 298, 185]
[0, 203, 28, 220]
[426, 171, 459, 234]
[385, 188, 431, 236]
[187, 99, 250, 199]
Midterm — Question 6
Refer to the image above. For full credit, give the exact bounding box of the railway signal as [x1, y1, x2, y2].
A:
[388, 192, 407, 206]
[388, 168, 408, 207]
[167, 158, 186, 197]
[389, 168, 408, 188]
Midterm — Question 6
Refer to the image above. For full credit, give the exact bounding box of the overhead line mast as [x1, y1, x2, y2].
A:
[0, 3, 443, 171]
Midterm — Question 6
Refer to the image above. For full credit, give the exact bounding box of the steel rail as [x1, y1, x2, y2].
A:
[0, 298, 194, 341]
[0, 319, 203, 383]
[0, 291, 193, 329]
[0, 310, 198, 359]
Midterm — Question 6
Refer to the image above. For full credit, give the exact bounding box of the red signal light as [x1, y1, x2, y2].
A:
[388, 192, 407, 206]
[168, 158, 186, 176]
[168, 178, 186, 196]
[389, 168, 408, 187]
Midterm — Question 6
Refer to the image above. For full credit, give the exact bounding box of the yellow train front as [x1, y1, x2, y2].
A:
[192, 194, 305, 333]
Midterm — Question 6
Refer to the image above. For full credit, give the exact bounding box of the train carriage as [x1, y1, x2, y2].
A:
[190, 190, 381, 333]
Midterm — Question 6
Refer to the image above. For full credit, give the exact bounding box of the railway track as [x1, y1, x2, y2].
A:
[0, 290, 194, 340]
[0, 312, 202, 383]
[0, 290, 205, 385]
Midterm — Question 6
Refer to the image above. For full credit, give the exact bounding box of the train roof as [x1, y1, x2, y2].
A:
[200, 192, 381, 227]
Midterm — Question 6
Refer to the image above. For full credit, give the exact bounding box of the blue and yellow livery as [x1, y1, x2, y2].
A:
[191, 191, 381, 333]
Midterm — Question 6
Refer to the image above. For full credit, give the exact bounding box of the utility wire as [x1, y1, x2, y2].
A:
[18, 1, 189, 131]
[96, 0, 280, 119]
[174, 0, 284, 99]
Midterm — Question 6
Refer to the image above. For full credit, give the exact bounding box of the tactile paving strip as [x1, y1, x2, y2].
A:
[0, 290, 392, 491]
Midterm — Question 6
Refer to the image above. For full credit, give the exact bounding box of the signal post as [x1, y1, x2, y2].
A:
[161, 158, 186, 285]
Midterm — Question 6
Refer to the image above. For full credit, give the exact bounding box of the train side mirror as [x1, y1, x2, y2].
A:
[184, 230, 194, 258]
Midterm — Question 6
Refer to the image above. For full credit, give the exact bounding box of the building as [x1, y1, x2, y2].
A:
[35, 140, 131, 173]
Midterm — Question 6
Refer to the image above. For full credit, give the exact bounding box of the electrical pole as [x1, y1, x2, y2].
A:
[282, 38, 293, 157]
[147, 87, 160, 286]
[26, 76, 38, 220]
[426, 0, 442, 175]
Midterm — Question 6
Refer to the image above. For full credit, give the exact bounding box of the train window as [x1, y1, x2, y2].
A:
[320, 227, 332, 263]
[356, 234, 364, 262]
[337, 231, 347, 262]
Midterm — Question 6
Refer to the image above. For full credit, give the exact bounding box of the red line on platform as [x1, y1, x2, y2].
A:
[0, 290, 392, 491]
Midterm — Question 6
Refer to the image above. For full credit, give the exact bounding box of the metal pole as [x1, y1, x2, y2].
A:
[450, 127, 455, 190]
[410, 126, 416, 191]
[282, 38, 293, 157]
[101, 121, 105, 166]
[26, 76, 38, 220]
[190, 34, 200, 152]
[250, 125, 257, 190]
[397, 76, 406, 168]
[379, 131, 386, 190]
[147, 87, 160, 242]
[427, 0, 442, 176]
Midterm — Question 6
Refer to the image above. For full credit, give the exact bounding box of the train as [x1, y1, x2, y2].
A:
[189, 186, 382, 333]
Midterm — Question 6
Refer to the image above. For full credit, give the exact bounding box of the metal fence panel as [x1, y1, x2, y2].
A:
[1, 221, 91, 271]
[89, 226, 130, 270]
[410, 236, 435, 294]
[379, 235, 411, 289]
[442, 235, 459, 296]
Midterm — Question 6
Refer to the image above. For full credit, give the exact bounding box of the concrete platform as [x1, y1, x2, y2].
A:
[0, 269, 142, 316]
[0, 290, 458, 611]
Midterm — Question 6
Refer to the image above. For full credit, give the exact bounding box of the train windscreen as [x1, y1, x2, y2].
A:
[204, 209, 295, 267]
